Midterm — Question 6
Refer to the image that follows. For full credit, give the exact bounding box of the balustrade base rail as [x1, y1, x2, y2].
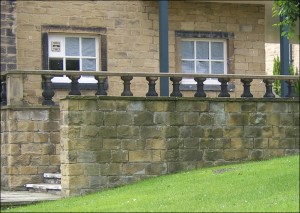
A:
[1, 71, 299, 106]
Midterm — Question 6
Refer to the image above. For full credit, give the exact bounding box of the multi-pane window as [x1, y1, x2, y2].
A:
[48, 34, 99, 83]
[181, 39, 227, 84]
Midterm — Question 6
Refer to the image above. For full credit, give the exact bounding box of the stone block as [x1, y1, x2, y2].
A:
[266, 113, 280, 126]
[167, 162, 183, 173]
[9, 132, 34, 143]
[223, 149, 248, 161]
[146, 162, 167, 175]
[34, 132, 49, 143]
[199, 138, 215, 149]
[103, 139, 121, 150]
[100, 163, 122, 175]
[129, 150, 152, 162]
[134, 111, 154, 126]
[285, 127, 299, 138]
[96, 150, 111, 163]
[213, 113, 227, 125]
[163, 150, 179, 161]
[111, 150, 129, 162]
[144, 101, 175, 112]
[105, 112, 133, 126]
[240, 102, 256, 112]
[199, 113, 214, 126]
[77, 151, 97, 163]
[184, 138, 199, 149]
[254, 138, 268, 148]
[62, 164, 84, 176]
[263, 149, 284, 159]
[31, 110, 49, 120]
[209, 102, 224, 113]
[169, 112, 184, 126]
[183, 112, 199, 125]
[249, 113, 266, 125]
[280, 113, 294, 126]
[140, 126, 166, 139]
[165, 138, 183, 149]
[126, 101, 145, 111]
[16, 121, 35, 132]
[16, 111, 31, 120]
[117, 126, 140, 139]
[21, 144, 41, 154]
[227, 113, 249, 126]
[42, 143, 56, 155]
[250, 149, 263, 160]
[204, 149, 223, 161]
[99, 126, 117, 138]
[78, 100, 97, 111]
[80, 126, 99, 138]
[177, 101, 209, 112]
[153, 112, 169, 125]
[82, 112, 104, 126]
[215, 138, 230, 149]
[84, 164, 100, 176]
[179, 149, 203, 161]
[278, 138, 295, 149]
[146, 139, 166, 150]
[97, 100, 116, 111]
[49, 155, 60, 165]
[165, 126, 179, 138]
[272, 103, 288, 113]
[122, 163, 147, 175]
[203, 127, 223, 138]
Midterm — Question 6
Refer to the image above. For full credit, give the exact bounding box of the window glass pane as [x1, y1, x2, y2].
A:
[181, 41, 194, 59]
[66, 59, 80, 70]
[196, 42, 209, 59]
[49, 59, 63, 70]
[82, 59, 96, 71]
[82, 38, 96, 57]
[66, 37, 79, 56]
[182, 61, 194, 73]
[211, 42, 224, 60]
[211, 61, 224, 74]
[196, 61, 209, 74]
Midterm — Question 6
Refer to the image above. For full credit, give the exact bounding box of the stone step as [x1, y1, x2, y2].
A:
[44, 173, 61, 184]
[25, 183, 62, 195]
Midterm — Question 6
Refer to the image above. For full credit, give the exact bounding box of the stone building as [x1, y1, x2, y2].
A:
[1, 0, 299, 196]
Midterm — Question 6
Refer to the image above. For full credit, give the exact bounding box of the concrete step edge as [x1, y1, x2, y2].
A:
[25, 183, 62, 190]
[43, 173, 62, 179]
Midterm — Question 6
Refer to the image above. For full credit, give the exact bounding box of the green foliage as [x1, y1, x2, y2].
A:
[272, 56, 300, 96]
[272, 0, 300, 40]
[4, 155, 299, 212]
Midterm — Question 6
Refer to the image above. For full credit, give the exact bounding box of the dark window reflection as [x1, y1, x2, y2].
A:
[66, 59, 80, 71]
[49, 59, 63, 70]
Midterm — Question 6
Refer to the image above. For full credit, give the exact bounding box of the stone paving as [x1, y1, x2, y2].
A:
[1, 191, 62, 209]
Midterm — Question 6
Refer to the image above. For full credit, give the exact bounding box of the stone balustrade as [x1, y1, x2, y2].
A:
[1, 70, 299, 106]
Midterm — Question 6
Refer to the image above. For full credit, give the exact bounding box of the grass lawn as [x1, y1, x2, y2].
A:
[4, 155, 299, 212]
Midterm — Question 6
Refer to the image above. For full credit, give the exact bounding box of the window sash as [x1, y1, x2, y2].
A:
[48, 34, 99, 83]
[181, 39, 227, 85]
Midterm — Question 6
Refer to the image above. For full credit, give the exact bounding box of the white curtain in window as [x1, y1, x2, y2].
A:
[196, 42, 209, 60]
[211, 42, 224, 60]
[82, 38, 96, 57]
[65, 37, 79, 56]
[181, 41, 194, 59]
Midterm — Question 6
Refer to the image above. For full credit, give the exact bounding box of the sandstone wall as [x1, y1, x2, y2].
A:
[60, 97, 299, 196]
[13, 1, 266, 105]
[0, 107, 60, 190]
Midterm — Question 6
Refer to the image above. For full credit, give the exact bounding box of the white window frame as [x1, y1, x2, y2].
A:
[48, 34, 99, 83]
[181, 38, 227, 85]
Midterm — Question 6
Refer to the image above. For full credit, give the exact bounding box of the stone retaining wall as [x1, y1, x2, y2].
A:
[60, 96, 299, 196]
[0, 107, 60, 190]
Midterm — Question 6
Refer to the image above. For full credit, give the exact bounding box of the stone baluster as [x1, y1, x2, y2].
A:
[67, 75, 81, 95]
[241, 78, 253, 98]
[146, 76, 158, 96]
[218, 78, 230, 97]
[42, 75, 55, 105]
[0, 75, 7, 105]
[263, 79, 275, 98]
[170, 77, 182, 97]
[194, 77, 206, 97]
[121, 76, 133, 96]
[285, 79, 298, 98]
[95, 76, 107, 96]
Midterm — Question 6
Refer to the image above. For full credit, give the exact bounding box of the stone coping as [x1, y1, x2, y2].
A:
[61, 95, 300, 102]
[1, 70, 299, 80]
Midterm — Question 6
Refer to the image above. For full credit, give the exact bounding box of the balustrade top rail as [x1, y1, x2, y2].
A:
[1, 70, 299, 106]
[1, 70, 299, 80]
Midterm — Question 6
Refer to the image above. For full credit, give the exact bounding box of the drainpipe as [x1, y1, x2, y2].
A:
[279, 15, 289, 97]
[159, 0, 169, 96]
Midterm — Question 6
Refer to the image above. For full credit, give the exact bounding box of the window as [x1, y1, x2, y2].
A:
[181, 39, 227, 85]
[48, 34, 99, 83]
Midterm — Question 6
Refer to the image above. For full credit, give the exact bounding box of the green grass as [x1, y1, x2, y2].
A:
[4, 155, 299, 212]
